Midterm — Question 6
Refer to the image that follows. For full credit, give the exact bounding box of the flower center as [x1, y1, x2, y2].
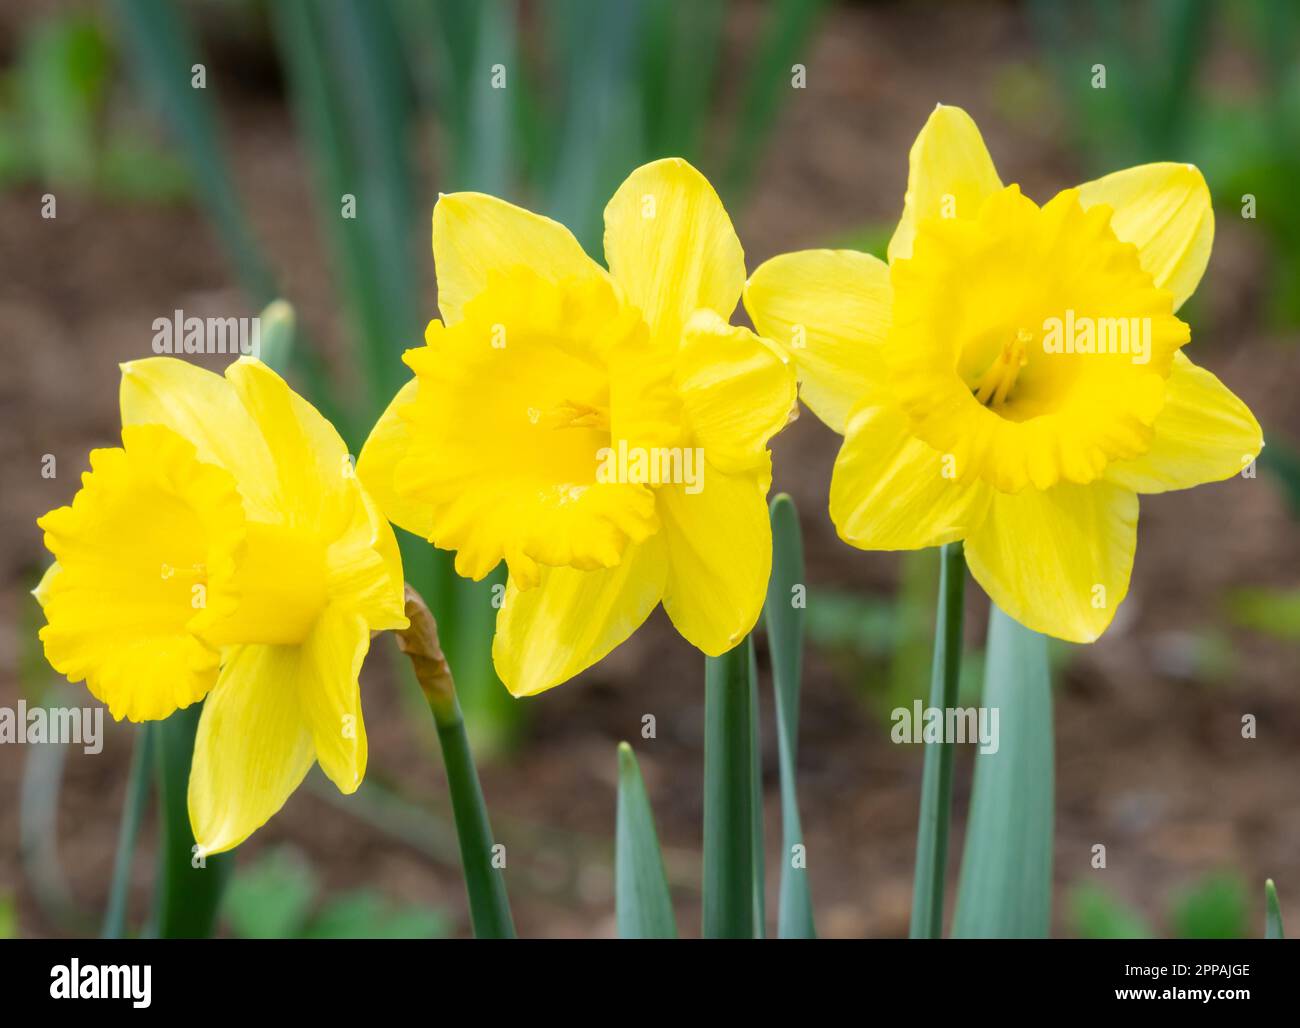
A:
[397, 268, 660, 584]
[971, 328, 1033, 408]
[886, 183, 1190, 492]
[529, 399, 610, 432]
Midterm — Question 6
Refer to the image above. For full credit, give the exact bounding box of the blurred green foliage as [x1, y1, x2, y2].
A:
[1242, 444, 1300, 642]
[803, 581, 1086, 720]
[0, 893, 15, 939]
[0, 13, 188, 197]
[1031, 0, 1215, 167]
[803, 580, 987, 714]
[1227, 587, 1300, 641]
[1171, 872, 1251, 938]
[1070, 872, 1252, 938]
[222, 847, 449, 939]
[1069, 883, 1153, 938]
[1032, 0, 1300, 329]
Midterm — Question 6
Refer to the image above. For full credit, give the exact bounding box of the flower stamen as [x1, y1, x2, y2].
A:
[532, 399, 610, 431]
[973, 328, 1033, 408]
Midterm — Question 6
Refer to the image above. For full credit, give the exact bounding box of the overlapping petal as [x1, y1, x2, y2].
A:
[657, 463, 772, 656]
[744, 248, 892, 434]
[356, 378, 434, 539]
[188, 641, 317, 856]
[432, 191, 607, 325]
[603, 158, 746, 343]
[225, 357, 356, 538]
[675, 309, 796, 474]
[1105, 352, 1263, 493]
[829, 403, 992, 550]
[300, 604, 371, 794]
[1077, 162, 1214, 312]
[964, 481, 1139, 643]
[887, 104, 1003, 263]
[492, 533, 669, 697]
[119, 357, 280, 523]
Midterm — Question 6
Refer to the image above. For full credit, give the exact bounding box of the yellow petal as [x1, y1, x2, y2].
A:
[964, 481, 1139, 643]
[195, 520, 332, 647]
[119, 357, 280, 523]
[357, 377, 434, 538]
[36, 424, 244, 722]
[32, 561, 61, 609]
[188, 643, 316, 856]
[327, 486, 409, 632]
[492, 533, 668, 697]
[1105, 352, 1263, 493]
[657, 463, 771, 655]
[830, 403, 992, 550]
[300, 605, 371, 794]
[224, 357, 355, 537]
[432, 191, 607, 325]
[744, 248, 891, 434]
[675, 309, 796, 474]
[887, 104, 1003, 263]
[603, 157, 745, 344]
[1077, 162, 1213, 311]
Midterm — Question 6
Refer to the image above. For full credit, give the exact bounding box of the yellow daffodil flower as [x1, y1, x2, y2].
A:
[744, 105, 1263, 642]
[35, 356, 407, 854]
[359, 158, 796, 696]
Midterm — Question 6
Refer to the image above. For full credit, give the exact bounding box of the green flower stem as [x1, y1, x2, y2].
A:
[397, 585, 515, 939]
[102, 723, 154, 939]
[702, 637, 756, 939]
[909, 541, 967, 939]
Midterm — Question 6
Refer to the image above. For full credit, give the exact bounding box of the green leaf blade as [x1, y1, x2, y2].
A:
[952, 603, 1054, 938]
[763, 493, 815, 938]
[615, 742, 676, 939]
[909, 541, 966, 939]
[1265, 879, 1285, 939]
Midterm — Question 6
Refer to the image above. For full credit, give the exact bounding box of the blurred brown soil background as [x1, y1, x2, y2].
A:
[1, 1, 1297, 937]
